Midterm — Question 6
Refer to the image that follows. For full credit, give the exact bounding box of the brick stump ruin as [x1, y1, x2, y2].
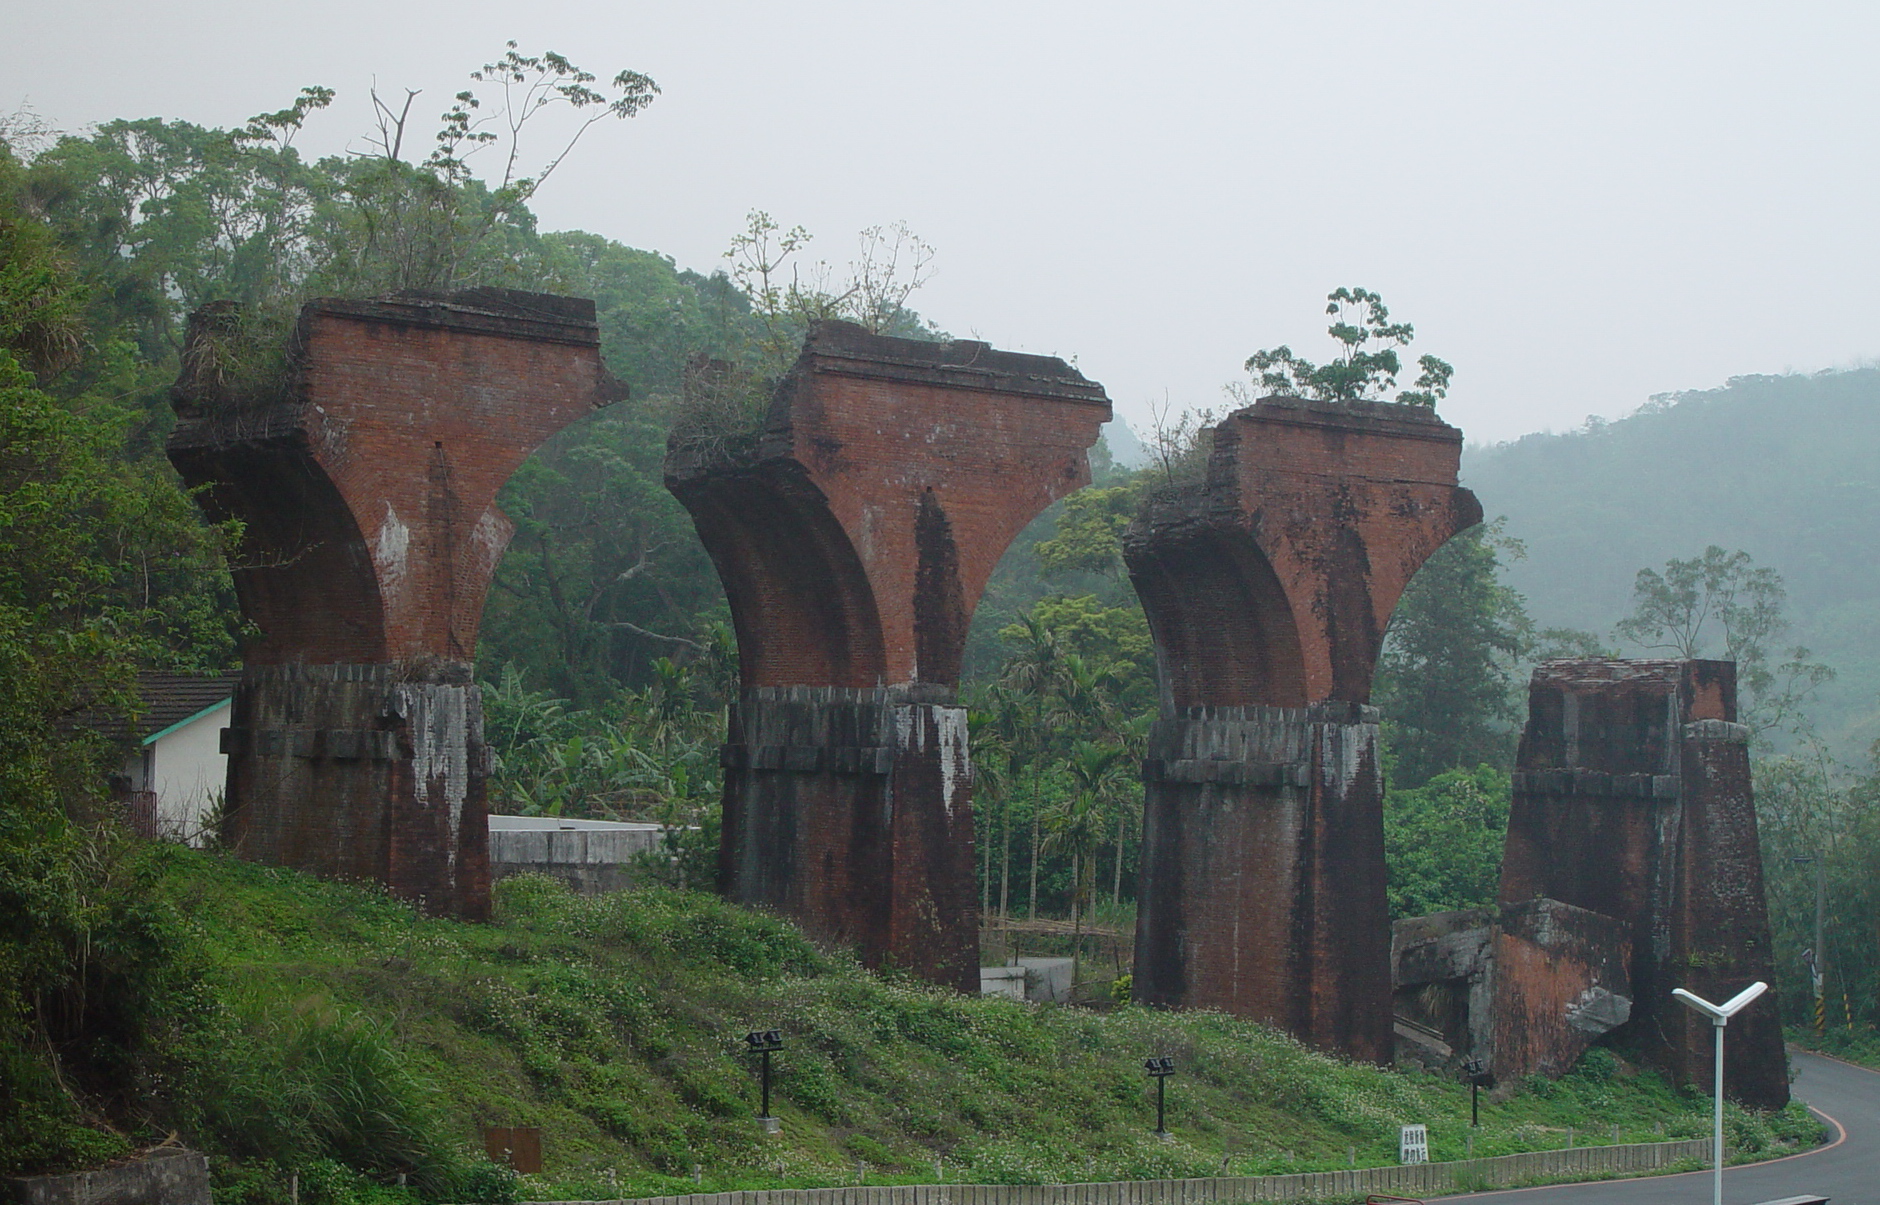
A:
[168, 289, 623, 918]
[1124, 396, 1480, 1061]
[1391, 899, 1635, 1081]
[1500, 659, 1789, 1108]
[666, 321, 1111, 990]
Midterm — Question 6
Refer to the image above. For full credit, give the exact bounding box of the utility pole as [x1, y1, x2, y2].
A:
[1796, 854, 1826, 1036]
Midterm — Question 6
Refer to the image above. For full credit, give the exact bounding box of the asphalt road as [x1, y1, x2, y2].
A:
[1429, 1050, 1873, 1205]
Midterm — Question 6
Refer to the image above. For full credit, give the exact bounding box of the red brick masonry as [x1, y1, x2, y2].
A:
[1392, 899, 1635, 1081]
[1126, 397, 1480, 1061]
[1500, 659, 1788, 1108]
[168, 289, 622, 917]
[667, 321, 1111, 988]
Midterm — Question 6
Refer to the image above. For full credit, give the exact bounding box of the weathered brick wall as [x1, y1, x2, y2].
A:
[717, 688, 904, 966]
[219, 661, 492, 913]
[169, 289, 621, 916]
[669, 322, 1110, 986]
[1134, 703, 1389, 1056]
[1664, 719, 1789, 1105]
[1500, 659, 1787, 1108]
[1490, 899, 1635, 1081]
[1125, 397, 1479, 1061]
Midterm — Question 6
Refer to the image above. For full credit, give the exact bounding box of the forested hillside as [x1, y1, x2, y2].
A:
[1463, 369, 1880, 756]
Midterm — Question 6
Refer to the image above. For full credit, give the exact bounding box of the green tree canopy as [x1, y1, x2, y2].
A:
[1614, 545, 1834, 743]
[1374, 524, 1527, 787]
[1384, 764, 1510, 920]
[1244, 286, 1453, 408]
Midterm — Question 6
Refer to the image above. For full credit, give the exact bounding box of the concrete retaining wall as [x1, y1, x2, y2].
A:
[532, 1139, 1709, 1205]
[5, 1149, 210, 1205]
[488, 818, 666, 895]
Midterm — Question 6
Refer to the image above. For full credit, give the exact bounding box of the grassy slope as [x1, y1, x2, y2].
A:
[141, 846, 1817, 1200]
[1789, 1027, 1880, 1070]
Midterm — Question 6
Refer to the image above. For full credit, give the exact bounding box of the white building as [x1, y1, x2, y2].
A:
[115, 674, 238, 846]
[105, 678, 684, 872]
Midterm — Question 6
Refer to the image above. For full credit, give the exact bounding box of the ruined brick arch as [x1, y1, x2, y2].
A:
[1318, 497, 1390, 702]
[1126, 396, 1480, 1062]
[681, 464, 888, 690]
[666, 321, 1112, 988]
[167, 289, 624, 917]
[184, 441, 389, 665]
[1127, 528, 1308, 709]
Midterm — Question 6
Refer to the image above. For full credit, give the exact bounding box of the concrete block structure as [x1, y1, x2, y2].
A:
[1124, 396, 1480, 1061]
[1499, 659, 1788, 1108]
[168, 289, 622, 918]
[1392, 899, 1634, 1080]
[487, 815, 668, 894]
[979, 957, 1076, 1003]
[4, 1148, 209, 1205]
[666, 320, 1110, 989]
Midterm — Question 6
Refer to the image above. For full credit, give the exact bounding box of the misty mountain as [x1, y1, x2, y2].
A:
[1462, 368, 1880, 761]
[1103, 418, 1150, 469]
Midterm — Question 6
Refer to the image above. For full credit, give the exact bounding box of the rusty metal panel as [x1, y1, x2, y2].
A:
[482, 1125, 543, 1174]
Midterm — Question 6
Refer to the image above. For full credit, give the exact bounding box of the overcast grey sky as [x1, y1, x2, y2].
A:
[7, 1, 1878, 444]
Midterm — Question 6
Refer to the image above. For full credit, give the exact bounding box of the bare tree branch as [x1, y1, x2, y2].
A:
[603, 620, 706, 652]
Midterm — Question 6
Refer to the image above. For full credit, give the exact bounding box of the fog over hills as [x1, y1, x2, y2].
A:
[1462, 368, 1880, 761]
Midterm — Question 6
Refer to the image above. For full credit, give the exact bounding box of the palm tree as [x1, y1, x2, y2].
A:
[1109, 711, 1152, 907]
[966, 698, 1014, 917]
[1041, 654, 1143, 918]
[999, 615, 1068, 920]
[1044, 740, 1128, 984]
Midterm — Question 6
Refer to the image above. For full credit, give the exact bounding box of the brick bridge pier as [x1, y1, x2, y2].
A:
[168, 289, 622, 918]
[666, 321, 1110, 989]
[1500, 659, 1789, 1108]
[1123, 396, 1480, 1061]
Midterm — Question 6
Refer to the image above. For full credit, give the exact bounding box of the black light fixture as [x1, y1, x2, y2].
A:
[1462, 1058, 1487, 1128]
[1143, 1055, 1176, 1136]
[745, 1029, 784, 1130]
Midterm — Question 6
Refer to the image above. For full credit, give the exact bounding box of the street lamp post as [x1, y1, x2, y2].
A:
[1143, 1056, 1176, 1138]
[744, 1029, 784, 1133]
[1672, 982, 1769, 1205]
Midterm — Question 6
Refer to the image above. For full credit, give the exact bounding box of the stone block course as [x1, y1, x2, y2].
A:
[5, 1149, 210, 1205]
